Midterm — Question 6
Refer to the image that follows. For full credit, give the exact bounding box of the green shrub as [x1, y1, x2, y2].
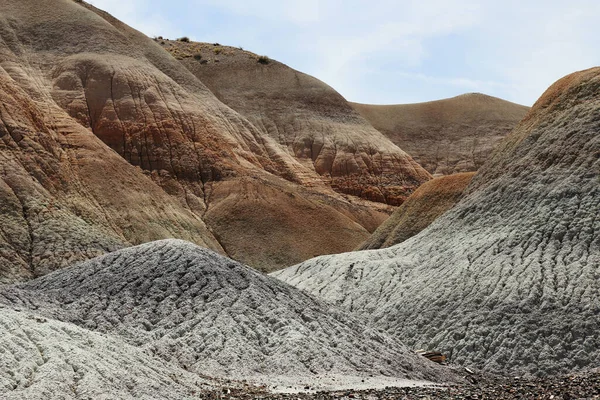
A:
[257, 55, 270, 65]
[193, 54, 202, 60]
[177, 37, 190, 42]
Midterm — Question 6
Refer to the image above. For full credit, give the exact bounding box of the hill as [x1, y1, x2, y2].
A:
[0, 240, 459, 394]
[351, 93, 529, 175]
[0, 0, 430, 279]
[274, 68, 600, 376]
[358, 172, 475, 250]
[160, 40, 431, 205]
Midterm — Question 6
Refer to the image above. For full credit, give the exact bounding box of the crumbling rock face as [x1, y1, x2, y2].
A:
[0, 240, 458, 388]
[351, 94, 529, 175]
[274, 69, 600, 376]
[162, 41, 431, 206]
[359, 172, 475, 250]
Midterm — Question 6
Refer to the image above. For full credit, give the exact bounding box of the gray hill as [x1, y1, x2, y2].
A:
[0, 305, 214, 399]
[0, 239, 458, 393]
[274, 68, 600, 376]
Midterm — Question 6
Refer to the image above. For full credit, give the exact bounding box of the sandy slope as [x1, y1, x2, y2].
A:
[359, 172, 475, 250]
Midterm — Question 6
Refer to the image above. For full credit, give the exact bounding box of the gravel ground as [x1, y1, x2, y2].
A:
[199, 369, 600, 399]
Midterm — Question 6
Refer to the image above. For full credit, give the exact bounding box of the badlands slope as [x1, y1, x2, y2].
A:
[352, 93, 529, 175]
[275, 68, 600, 376]
[0, 306, 215, 399]
[359, 172, 475, 250]
[0, 240, 459, 397]
[0, 0, 430, 279]
[161, 40, 431, 206]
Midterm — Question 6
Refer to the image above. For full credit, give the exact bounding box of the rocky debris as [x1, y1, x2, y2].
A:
[274, 68, 600, 376]
[416, 350, 447, 364]
[162, 40, 431, 206]
[0, 239, 461, 390]
[358, 172, 475, 250]
[193, 369, 600, 399]
[351, 93, 529, 175]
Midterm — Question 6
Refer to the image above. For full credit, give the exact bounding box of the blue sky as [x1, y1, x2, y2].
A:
[89, 0, 600, 106]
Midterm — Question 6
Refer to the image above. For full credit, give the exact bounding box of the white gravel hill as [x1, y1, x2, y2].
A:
[273, 68, 600, 377]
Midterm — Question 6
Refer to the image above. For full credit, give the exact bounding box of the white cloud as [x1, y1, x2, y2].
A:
[85, 0, 600, 105]
[87, 0, 184, 38]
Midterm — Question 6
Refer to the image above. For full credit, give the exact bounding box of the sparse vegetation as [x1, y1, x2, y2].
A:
[257, 55, 270, 65]
[177, 37, 190, 42]
[193, 54, 202, 61]
[213, 47, 222, 55]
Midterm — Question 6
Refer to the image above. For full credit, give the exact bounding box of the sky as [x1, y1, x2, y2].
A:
[87, 0, 600, 106]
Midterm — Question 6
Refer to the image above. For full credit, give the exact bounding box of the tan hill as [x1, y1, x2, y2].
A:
[0, 0, 430, 280]
[160, 40, 431, 206]
[351, 93, 529, 175]
[358, 172, 474, 250]
[275, 68, 600, 376]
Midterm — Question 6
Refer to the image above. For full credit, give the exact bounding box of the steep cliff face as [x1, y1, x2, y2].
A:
[162, 41, 431, 206]
[0, 0, 403, 279]
[275, 69, 600, 376]
[352, 94, 529, 175]
[358, 172, 474, 250]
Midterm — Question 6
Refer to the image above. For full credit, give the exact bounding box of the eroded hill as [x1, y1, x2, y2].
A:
[160, 40, 431, 206]
[0, 240, 460, 395]
[275, 68, 600, 376]
[0, 0, 430, 279]
[358, 172, 475, 250]
[351, 94, 529, 175]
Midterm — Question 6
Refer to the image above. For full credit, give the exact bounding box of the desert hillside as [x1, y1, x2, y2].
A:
[275, 68, 600, 377]
[160, 40, 431, 206]
[0, 0, 431, 278]
[2, 1, 599, 398]
[351, 93, 529, 175]
[358, 172, 475, 250]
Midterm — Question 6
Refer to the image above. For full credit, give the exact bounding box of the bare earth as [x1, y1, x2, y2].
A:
[275, 68, 600, 377]
[352, 93, 529, 175]
[358, 172, 475, 250]
[0, 0, 429, 279]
